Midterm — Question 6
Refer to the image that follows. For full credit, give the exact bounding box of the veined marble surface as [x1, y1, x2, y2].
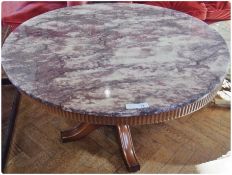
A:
[1, 3, 230, 117]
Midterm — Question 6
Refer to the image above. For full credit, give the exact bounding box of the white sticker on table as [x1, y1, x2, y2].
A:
[126, 103, 149, 109]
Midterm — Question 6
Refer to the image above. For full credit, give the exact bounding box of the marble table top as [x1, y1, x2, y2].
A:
[2, 3, 230, 117]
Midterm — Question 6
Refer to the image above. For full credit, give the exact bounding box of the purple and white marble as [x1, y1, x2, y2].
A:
[1, 3, 230, 117]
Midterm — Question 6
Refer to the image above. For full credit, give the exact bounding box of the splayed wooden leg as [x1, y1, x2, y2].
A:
[61, 123, 101, 143]
[116, 125, 140, 172]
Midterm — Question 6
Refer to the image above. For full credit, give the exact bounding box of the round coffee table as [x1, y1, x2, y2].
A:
[2, 3, 230, 172]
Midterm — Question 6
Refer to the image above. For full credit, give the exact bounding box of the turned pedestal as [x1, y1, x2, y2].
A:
[61, 123, 140, 172]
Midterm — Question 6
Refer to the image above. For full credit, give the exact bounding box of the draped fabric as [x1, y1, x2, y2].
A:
[204, 1, 231, 21]
[1, 1, 231, 31]
[137, 1, 208, 20]
[2, 1, 67, 30]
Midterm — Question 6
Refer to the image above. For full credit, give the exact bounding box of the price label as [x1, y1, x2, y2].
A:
[126, 103, 149, 109]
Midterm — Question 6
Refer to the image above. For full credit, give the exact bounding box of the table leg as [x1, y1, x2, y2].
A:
[60, 123, 140, 172]
[116, 125, 140, 172]
[61, 123, 101, 143]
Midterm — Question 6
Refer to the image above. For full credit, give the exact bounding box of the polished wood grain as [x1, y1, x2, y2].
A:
[2, 87, 230, 173]
[117, 125, 140, 172]
[61, 123, 101, 143]
[61, 123, 140, 171]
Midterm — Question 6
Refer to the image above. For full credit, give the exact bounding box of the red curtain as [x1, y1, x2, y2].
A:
[2, 1, 231, 31]
[137, 1, 208, 20]
[204, 1, 231, 21]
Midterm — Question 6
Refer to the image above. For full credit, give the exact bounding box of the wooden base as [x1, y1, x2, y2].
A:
[61, 123, 101, 143]
[61, 123, 140, 172]
[116, 125, 140, 172]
